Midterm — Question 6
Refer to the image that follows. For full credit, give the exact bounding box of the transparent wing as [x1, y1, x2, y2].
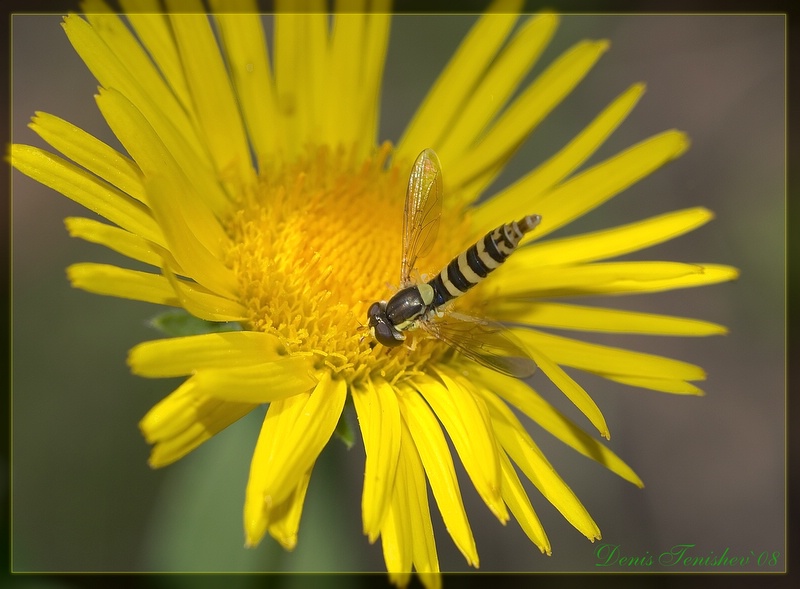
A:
[421, 314, 537, 379]
[401, 148, 443, 284]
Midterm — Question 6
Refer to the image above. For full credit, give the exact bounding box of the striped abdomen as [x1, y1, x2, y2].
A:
[427, 214, 541, 308]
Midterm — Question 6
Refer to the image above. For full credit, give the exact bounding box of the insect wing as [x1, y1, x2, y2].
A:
[401, 148, 443, 284]
[422, 315, 537, 378]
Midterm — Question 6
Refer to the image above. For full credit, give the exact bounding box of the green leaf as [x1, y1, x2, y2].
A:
[149, 309, 243, 336]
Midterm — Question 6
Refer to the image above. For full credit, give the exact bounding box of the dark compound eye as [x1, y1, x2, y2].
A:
[367, 303, 404, 347]
[372, 320, 403, 347]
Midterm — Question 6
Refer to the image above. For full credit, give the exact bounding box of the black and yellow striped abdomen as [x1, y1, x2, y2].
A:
[427, 214, 541, 308]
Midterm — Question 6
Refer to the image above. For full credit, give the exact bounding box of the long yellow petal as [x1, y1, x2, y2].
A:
[491, 261, 712, 299]
[380, 489, 412, 586]
[64, 217, 180, 271]
[192, 358, 316, 403]
[92, 86, 230, 227]
[351, 378, 401, 542]
[471, 83, 646, 226]
[395, 0, 523, 163]
[504, 207, 715, 268]
[397, 419, 440, 582]
[244, 372, 333, 547]
[140, 376, 256, 468]
[447, 39, 610, 196]
[492, 301, 728, 336]
[327, 10, 363, 147]
[398, 385, 478, 568]
[474, 368, 643, 487]
[604, 374, 704, 395]
[526, 131, 690, 241]
[482, 391, 602, 541]
[28, 111, 145, 203]
[258, 373, 347, 509]
[518, 338, 610, 438]
[66, 262, 179, 306]
[161, 264, 248, 322]
[128, 331, 285, 378]
[273, 7, 325, 154]
[516, 328, 706, 382]
[438, 14, 557, 165]
[169, 14, 257, 191]
[73, 10, 201, 162]
[122, 9, 193, 115]
[498, 448, 550, 554]
[214, 13, 283, 162]
[145, 174, 239, 300]
[61, 14, 220, 189]
[10, 144, 163, 246]
[356, 9, 391, 156]
[419, 370, 507, 523]
[267, 468, 312, 551]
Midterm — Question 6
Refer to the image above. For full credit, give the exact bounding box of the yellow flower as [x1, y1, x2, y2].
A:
[10, 1, 739, 585]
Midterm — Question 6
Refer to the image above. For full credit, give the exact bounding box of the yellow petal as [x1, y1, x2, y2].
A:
[66, 262, 179, 306]
[504, 207, 716, 268]
[517, 337, 610, 438]
[491, 261, 711, 299]
[64, 217, 179, 270]
[273, 8, 326, 154]
[397, 419, 440, 581]
[257, 373, 346, 509]
[192, 357, 317, 403]
[474, 368, 643, 487]
[472, 83, 646, 227]
[29, 111, 145, 203]
[397, 385, 478, 568]
[395, 0, 523, 163]
[62, 13, 227, 214]
[128, 331, 285, 378]
[214, 13, 283, 161]
[354, 10, 391, 157]
[447, 39, 610, 196]
[145, 174, 239, 300]
[419, 370, 507, 523]
[326, 12, 362, 146]
[68, 10, 201, 157]
[10, 144, 163, 246]
[497, 448, 550, 554]
[437, 14, 557, 165]
[528, 130, 690, 241]
[351, 378, 401, 542]
[605, 374, 704, 395]
[516, 328, 707, 382]
[169, 14, 256, 191]
[122, 9, 193, 115]
[492, 301, 728, 336]
[267, 468, 312, 551]
[242, 373, 344, 546]
[140, 377, 256, 467]
[481, 391, 602, 541]
[586, 263, 740, 295]
[80, 8, 192, 129]
[92, 85, 229, 221]
[160, 264, 247, 322]
[380, 493, 412, 586]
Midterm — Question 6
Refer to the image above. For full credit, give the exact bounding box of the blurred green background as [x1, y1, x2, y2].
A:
[10, 6, 784, 583]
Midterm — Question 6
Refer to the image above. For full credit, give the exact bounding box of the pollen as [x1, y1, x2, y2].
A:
[225, 143, 454, 383]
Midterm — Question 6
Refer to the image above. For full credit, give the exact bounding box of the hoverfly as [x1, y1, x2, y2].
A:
[366, 148, 539, 378]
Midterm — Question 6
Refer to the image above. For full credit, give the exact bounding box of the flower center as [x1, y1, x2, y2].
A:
[225, 143, 472, 384]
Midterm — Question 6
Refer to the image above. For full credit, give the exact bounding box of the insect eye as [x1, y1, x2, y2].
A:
[367, 303, 404, 347]
[373, 321, 403, 347]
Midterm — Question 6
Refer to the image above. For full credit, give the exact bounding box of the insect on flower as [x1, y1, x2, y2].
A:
[367, 148, 539, 378]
